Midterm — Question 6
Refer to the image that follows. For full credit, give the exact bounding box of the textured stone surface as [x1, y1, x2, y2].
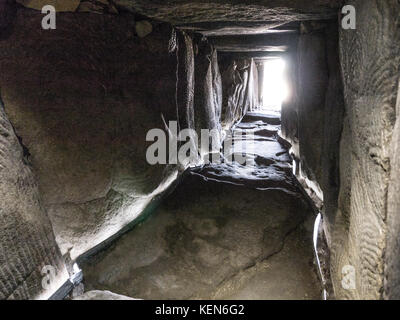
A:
[296, 31, 328, 187]
[209, 34, 298, 52]
[114, 0, 341, 25]
[319, 22, 344, 246]
[220, 59, 259, 129]
[219, 51, 284, 61]
[74, 290, 137, 300]
[282, 0, 400, 299]
[2, 0, 399, 301]
[0, 96, 69, 300]
[386, 80, 400, 299]
[82, 115, 320, 300]
[192, 113, 295, 191]
[16, 0, 80, 11]
[0, 10, 176, 261]
[332, 0, 400, 300]
[0, 9, 219, 262]
[178, 21, 297, 37]
[135, 20, 153, 38]
[194, 39, 222, 157]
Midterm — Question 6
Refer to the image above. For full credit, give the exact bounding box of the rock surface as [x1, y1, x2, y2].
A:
[114, 0, 341, 25]
[16, 0, 80, 12]
[0, 0, 16, 37]
[82, 114, 321, 300]
[0, 95, 69, 300]
[0, 10, 178, 261]
[333, 0, 400, 300]
[135, 20, 153, 38]
[281, 21, 344, 298]
[73, 290, 137, 300]
[281, 0, 400, 299]
[220, 59, 260, 129]
[1, 0, 399, 301]
[0, 9, 222, 262]
[209, 34, 297, 52]
[386, 80, 400, 299]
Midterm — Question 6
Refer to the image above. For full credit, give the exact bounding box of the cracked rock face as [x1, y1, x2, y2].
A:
[114, 0, 341, 25]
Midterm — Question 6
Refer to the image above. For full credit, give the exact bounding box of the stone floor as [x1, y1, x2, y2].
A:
[81, 112, 322, 300]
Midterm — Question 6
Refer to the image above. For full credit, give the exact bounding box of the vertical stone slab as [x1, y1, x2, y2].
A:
[334, 0, 400, 299]
[321, 22, 345, 247]
[297, 30, 328, 185]
[176, 31, 195, 132]
[194, 38, 222, 155]
[211, 49, 222, 124]
[257, 61, 264, 107]
[386, 80, 400, 299]
[220, 58, 253, 128]
[281, 50, 299, 156]
[0, 9, 181, 261]
[280, 22, 345, 296]
[0, 95, 68, 300]
[244, 59, 258, 112]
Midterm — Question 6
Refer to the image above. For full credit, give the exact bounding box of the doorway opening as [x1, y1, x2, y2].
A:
[261, 58, 289, 112]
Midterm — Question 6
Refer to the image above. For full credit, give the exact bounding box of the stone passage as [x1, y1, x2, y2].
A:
[82, 113, 321, 300]
[1, 1, 398, 301]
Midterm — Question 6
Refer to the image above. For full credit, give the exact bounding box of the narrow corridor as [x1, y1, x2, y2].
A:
[82, 113, 321, 300]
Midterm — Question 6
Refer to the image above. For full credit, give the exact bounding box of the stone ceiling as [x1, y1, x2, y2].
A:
[13, 0, 342, 56]
[16, 1, 341, 30]
[114, 0, 341, 37]
[208, 33, 298, 52]
[113, 0, 342, 25]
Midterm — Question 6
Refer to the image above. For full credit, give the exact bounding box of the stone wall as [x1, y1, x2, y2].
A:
[0, 0, 16, 39]
[0, 95, 69, 300]
[281, 21, 344, 226]
[194, 36, 223, 156]
[282, 0, 400, 299]
[0, 9, 178, 262]
[220, 57, 259, 129]
[0, 7, 224, 275]
[333, 0, 400, 300]
[386, 77, 400, 299]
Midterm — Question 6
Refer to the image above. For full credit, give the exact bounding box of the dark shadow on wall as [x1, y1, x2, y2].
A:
[0, 0, 17, 40]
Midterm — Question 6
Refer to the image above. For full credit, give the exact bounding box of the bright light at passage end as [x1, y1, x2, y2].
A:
[263, 58, 289, 111]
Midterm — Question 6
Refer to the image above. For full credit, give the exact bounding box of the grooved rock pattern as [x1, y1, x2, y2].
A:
[386, 81, 400, 299]
[333, 0, 400, 300]
[0, 97, 68, 300]
[281, 1, 400, 299]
